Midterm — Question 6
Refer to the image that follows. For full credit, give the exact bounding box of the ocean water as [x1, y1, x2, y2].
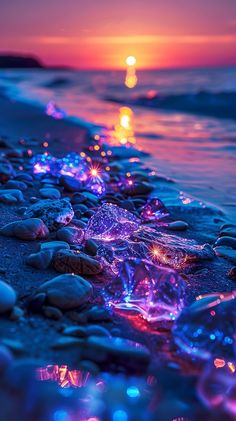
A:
[0, 67, 236, 219]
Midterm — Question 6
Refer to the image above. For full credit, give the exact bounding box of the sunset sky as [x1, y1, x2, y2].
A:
[1, 0, 236, 69]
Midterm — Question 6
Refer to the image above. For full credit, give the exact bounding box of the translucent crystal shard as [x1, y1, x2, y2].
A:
[132, 227, 214, 269]
[107, 258, 186, 322]
[173, 292, 236, 360]
[141, 198, 169, 221]
[85, 203, 140, 241]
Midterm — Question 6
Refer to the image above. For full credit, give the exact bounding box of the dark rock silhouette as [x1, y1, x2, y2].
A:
[0, 54, 44, 68]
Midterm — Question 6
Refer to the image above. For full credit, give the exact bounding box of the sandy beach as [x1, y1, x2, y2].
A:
[0, 90, 235, 420]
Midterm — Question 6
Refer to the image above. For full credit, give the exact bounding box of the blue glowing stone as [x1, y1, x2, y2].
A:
[173, 291, 236, 360]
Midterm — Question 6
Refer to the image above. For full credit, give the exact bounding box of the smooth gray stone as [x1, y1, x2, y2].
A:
[0, 281, 16, 313]
[38, 274, 92, 310]
[39, 188, 61, 199]
[0, 218, 49, 240]
[215, 236, 236, 249]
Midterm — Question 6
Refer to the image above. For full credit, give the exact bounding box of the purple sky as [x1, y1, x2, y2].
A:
[1, 0, 236, 68]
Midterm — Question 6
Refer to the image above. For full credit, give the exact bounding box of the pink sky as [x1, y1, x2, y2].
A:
[1, 0, 236, 68]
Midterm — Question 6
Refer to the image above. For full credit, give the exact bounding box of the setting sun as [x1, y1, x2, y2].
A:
[126, 56, 137, 66]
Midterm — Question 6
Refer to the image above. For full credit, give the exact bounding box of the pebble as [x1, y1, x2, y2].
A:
[1, 339, 24, 354]
[62, 326, 87, 337]
[81, 191, 99, 205]
[0, 280, 16, 313]
[0, 218, 49, 240]
[9, 306, 24, 321]
[51, 336, 84, 349]
[40, 241, 70, 252]
[27, 292, 46, 312]
[85, 325, 110, 337]
[38, 273, 93, 310]
[42, 305, 63, 320]
[228, 267, 236, 280]
[0, 160, 15, 183]
[214, 246, 236, 264]
[56, 226, 84, 244]
[167, 220, 189, 231]
[73, 204, 88, 214]
[72, 219, 87, 229]
[0, 189, 24, 203]
[39, 187, 61, 199]
[0, 193, 18, 204]
[123, 181, 153, 197]
[71, 193, 87, 204]
[220, 228, 236, 238]
[26, 249, 54, 269]
[85, 306, 111, 322]
[214, 236, 236, 249]
[60, 175, 82, 192]
[0, 345, 13, 372]
[53, 250, 102, 275]
[15, 173, 33, 182]
[5, 180, 27, 191]
[84, 239, 99, 256]
[24, 198, 74, 231]
[85, 336, 150, 368]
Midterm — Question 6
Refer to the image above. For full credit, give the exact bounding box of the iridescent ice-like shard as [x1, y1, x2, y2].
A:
[107, 258, 186, 322]
[85, 203, 140, 241]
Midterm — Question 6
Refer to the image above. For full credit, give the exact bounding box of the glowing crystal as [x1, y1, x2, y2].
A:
[141, 198, 169, 221]
[86, 176, 106, 197]
[107, 258, 186, 322]
[31, 153, 61, 176]
[173, 292, 236, 360]
[85, 203, 140, 241]
[60, 153, 88, 181]
[133, 227, 214, 269]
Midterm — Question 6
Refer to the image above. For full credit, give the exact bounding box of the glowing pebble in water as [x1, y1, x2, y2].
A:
[173, 291, 236, 360]
[107, 258, 186, 322]
[140, 198, 169, 221]
[46, 101, 66, 119]
[85, 203, 140, 241]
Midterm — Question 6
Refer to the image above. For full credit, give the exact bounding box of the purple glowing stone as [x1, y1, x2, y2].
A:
[141, 198, 169, 221]
[86, 176, 106, 197]
[31, 153, 60, 176]
[173, 291, 236, 360]
[60, 153, 88, 181]
[85, 203, 140, 241]
[46, 101, 66, 119]
[107, 258, 186, 322]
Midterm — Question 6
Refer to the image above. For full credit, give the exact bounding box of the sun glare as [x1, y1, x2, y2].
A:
[126, 56, 137, 66]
